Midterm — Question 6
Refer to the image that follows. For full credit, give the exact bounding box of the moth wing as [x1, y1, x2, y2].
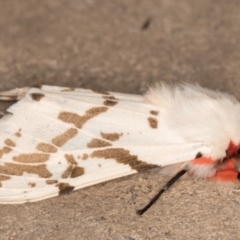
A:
[0, 86, 211, 203]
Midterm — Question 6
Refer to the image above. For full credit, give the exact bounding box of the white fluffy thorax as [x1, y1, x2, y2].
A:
[145, 83, 240, 161]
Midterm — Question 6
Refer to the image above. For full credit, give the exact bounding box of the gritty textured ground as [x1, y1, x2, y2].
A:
[1, 0, 240, 239]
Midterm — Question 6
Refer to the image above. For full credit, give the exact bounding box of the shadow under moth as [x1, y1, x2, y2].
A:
[0, 83, 239, 215]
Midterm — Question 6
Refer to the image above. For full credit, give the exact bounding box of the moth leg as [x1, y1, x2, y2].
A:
[136, 168, 187, 215]
[0, 87, 30, 101]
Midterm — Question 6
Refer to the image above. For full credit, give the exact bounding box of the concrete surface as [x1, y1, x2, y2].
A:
[1, 0, 240, 239]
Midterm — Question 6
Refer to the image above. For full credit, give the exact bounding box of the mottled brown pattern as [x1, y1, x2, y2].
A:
[58, 106, 108, 128]
[28, 182, 36, 187]
[0, 147, 12, 158]
[148, 117, 158, 128]
[46, 179, 58, 184]
[87, 138, 112, 148]
[0, 163, 52, 178]
[57, 183, 75, 195]
[37, 143, 58, 153]
[52, 128, 78, 147]
[4, 138, 16, 147]
[100, 132, 123, 141]
[91, 148, 159, 172]
[13, 153, 50, 163]
[150, 110, 159, 116]
[0, 175, 10, 187]
[65, 154, 77, 165]
[31, 93, 45, 101]
[82, 154, 89, 160]
[62, 154, 84, 178]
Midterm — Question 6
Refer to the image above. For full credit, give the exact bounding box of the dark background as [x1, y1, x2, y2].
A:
[0, 1, 240, 239]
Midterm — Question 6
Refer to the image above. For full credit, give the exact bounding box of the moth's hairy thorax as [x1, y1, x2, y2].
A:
[145, 83, 240, 161]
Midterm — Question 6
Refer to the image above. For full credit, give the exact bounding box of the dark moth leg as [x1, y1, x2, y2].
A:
[137, 169, 187, 215]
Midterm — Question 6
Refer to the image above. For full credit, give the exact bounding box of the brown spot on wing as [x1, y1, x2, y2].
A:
[28, 182, 36, 187]
[103, 99, 117, 106]
[46, 179, 58, 184]
[0, 147, 12, 158]
[102, 95, 118, 107]
[0, 163, 52, 178]
[13, 153, 50, 163]
[58, 107, 108, 129]
[100, 132, 123, 141]
[91, 148, 159, 172]
[15, 132, 21, 137]
[70, 166, 84, 178]
[148, 117, 158, 128]
[150, 110, 159, 116]
[37, 143, 58, 153]
[82, 154, 89, 160]
[87, 138, 112, 148]
[57, 183, 75, 195]
[0, 175, 10, 181]
[0, 175, 11, 187]
[4, 139, 16, 147]
[65, 154, 77, 165]
[31, 93, 45, 101]
[52, 128, 78, 147]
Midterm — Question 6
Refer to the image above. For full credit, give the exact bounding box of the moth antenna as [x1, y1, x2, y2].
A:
[136, 169, 188, 215]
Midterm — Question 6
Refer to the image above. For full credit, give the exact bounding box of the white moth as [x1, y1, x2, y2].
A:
[0, 83, 240, 214]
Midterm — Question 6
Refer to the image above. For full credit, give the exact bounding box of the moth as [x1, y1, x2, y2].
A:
[0, 83, 240, 215]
